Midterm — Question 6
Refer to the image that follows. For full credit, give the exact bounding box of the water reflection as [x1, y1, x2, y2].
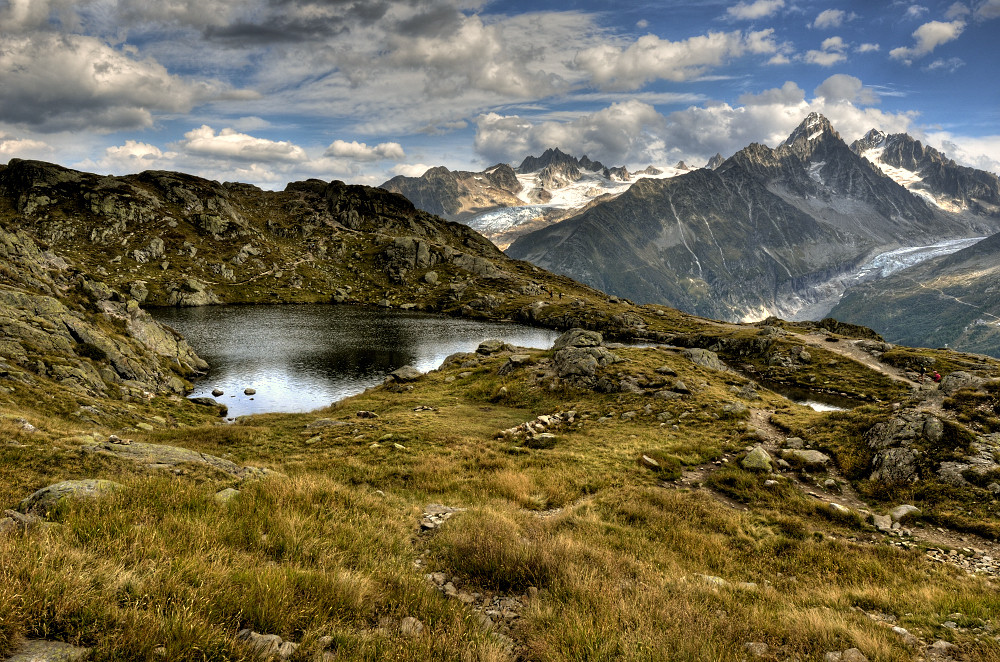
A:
[151, 304, 560, 417]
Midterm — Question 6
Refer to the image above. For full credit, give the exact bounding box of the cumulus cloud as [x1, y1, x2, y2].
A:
[574, 30, 778, 90]
[726, 0, 785, 20]
[856, 43, 880, 53]
[738, 81, 805, 106]
[812, 9, 850, 29]
[890, 20, 965, 63]
[475, 100, 665, 164]
[803, 35, 848, 66]
[473, 75, 922, 172]
[178, 126, 308, 162]
[324, 140, 405, 161]
[0, 33, 236, 132]
[0, 134, 51, 159]
[814, 74, 880, 105]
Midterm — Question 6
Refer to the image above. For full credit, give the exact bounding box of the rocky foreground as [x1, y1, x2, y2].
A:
[1, 160, 1000, 661]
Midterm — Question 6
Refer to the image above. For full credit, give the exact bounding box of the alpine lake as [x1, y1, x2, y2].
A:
[151, 304, 561, 418]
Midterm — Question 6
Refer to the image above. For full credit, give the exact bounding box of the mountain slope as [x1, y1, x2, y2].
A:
[831, 229, 1000, 355]
[507, 113, 1000, 321]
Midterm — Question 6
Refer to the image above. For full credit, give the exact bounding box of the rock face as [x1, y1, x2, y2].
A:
[508, 113, 1000, 322]
[0, 225, 207, 398]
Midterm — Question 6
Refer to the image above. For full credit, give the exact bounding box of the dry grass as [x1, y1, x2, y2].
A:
[2, 346, 1000, 660]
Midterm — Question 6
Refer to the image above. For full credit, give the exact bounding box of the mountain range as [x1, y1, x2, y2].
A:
[496, 115, 1000, 354]
[381, 148, 690, 249]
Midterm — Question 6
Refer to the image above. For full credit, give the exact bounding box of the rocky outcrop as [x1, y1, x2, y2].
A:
[551, 328, 622, 384]
[0, 225, 206, 398]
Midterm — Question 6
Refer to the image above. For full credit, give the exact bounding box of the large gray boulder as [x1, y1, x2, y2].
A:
[939, 371, 983, 395]
[81, 440, 280, 479]
[18, 479, 123, 516]
[682, 348, 727, 372]
[552, 328, 602, 350]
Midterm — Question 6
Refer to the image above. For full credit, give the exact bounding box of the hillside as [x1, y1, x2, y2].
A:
[507, 114, 1000, 323]
[831, 230, 1000, 355]
[2, 159, 1000, 662]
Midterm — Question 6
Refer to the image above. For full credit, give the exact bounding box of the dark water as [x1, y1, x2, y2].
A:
[151, 305, 561, 417]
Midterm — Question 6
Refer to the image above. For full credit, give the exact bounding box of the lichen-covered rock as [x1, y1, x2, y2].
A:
[18, 479, 123, 517]
[682, 348, 726, 372]
[741, 446, 772, 472]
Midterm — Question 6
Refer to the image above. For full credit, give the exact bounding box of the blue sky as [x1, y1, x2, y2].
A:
[1, 0, 998, 188]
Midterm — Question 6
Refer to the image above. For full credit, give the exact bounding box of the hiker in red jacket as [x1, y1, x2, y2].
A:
[932, 371, 942, 383]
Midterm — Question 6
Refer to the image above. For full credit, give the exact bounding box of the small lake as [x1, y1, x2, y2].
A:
[151, 305, 561, 418]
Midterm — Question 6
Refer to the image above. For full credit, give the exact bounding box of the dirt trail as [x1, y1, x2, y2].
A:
[798, 333, 919, 387]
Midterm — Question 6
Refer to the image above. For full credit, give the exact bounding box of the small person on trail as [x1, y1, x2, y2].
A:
[932, 371, 942, 383]
[919, 365, 926, 383]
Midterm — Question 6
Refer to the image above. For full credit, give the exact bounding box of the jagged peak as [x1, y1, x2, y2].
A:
[779, 112, 839, 149]
[705, 153, 725, 170]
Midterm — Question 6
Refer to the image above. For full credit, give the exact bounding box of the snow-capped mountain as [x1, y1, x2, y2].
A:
[850, 130, 1000, 215]
[381, 148, 695, 248]
[506, 113, 1000, 323]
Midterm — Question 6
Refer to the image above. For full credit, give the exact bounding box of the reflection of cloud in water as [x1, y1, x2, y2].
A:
[152, 305, 560, 418]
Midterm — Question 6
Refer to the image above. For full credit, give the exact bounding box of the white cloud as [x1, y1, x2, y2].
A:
[178, 126, 308, 162]
[856, 43, 880, 53]
[890, 20, 966, 63]
[812, 9, 846, 29]
[945, 2, 971, 19]
[820, 36, 847, 51]
[813, 74, 880, 105]
[924, 57, 966, 72]
[475, 100, 666, 165]
[0, 134, 51, 159]
[574, 30, 778, 90]
[636, 19, 649, 29]
[738, 81, 805, 106]
[390, 163, 433, 178]
[324, 140, 406, 161]
[0, 33, 236, 132]
[905, 5, 929, 19]
[975, 0, 1000, 19]
[768, 53, 792, 64]
[726, 0, 785, 20]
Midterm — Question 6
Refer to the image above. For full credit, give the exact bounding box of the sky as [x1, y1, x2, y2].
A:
[1, 0, 999, 189]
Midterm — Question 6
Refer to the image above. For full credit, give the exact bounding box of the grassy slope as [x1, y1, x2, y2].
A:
[2, 346, 1000, 661]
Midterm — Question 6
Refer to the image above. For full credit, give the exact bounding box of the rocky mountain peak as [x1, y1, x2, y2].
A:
[516, 148, 607, 174]
[705, 153, 725, 170]
[778, 113, 840, 152]
[852, 129, 887, 153]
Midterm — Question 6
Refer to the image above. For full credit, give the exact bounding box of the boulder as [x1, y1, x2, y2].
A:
[190, 397, 228, 416]
[243, 388, 256, 396]
[889, 504, 921, 523]
[4, 640, 90, 662]
[681, 348, 726, 372]
[552, 328, 602, 350]
[476, 339, 511, 355]
[389, 366, 422, 382]
[741, 446, 772, 472]
[81, 440, 279, 479]
[783, 449, 831, 470]
[939, 371, 983, 395]
[18, 479, 123, 517]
